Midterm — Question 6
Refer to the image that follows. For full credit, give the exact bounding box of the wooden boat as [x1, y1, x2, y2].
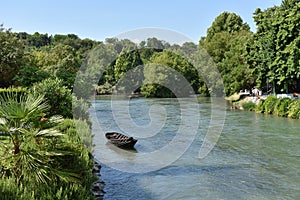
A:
[105, 132, 137, 149]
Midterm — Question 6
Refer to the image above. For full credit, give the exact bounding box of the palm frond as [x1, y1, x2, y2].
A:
[36, 129, 64, 137]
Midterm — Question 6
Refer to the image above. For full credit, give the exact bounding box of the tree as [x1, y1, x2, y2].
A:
[200, 12, 253, 95]
[105, 38, 136, 53]
[202, 11, 250, 63]
[138, 48, 162, 63]
[114, 50, 143, 82]
[141, 50, 200, 97]
[248, 7, 279, 92]
[30, 44, 81, 88]
[13, 65, 50, 87]
[0, 25, 25, 87]
[139, 40, 146, 48]
[205, 11, 250, 42]
[272, 1, 300, 92]
[146, 37, 165, 49]
[249, 1, 300, 93]
[181, 42, 198, 55]
[17, 32, 52, 48]
[203, 31, 232, 64]
[221, 31, 255, 95]
[73, 42, 118, 99]
[29, 32, 52, 47]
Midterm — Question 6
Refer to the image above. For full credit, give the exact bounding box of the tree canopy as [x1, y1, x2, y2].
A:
[1, 1, 300, 96]
[248, 0, 300, 93]
[0, 25, 26, 87]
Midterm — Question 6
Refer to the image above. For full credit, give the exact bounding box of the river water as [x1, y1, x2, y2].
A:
[91, 97, 300, 200]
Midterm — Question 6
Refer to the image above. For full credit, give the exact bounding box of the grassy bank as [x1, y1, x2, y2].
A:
[232, 95, 300, 119]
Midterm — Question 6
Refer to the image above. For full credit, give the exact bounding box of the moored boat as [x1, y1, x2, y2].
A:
[105, 132, 137, 149]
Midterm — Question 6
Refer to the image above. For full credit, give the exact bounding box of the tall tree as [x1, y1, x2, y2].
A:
[200, 12, 253, 95]
[205, 11, 250, 42]
[249, 0, 300, 93]
[0, 25, 25, 87]
[221, 31, 255, 95]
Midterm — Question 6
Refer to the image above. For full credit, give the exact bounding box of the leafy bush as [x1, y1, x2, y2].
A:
[72, 96, 91, 124]
[255, 99, 265, 113]
[0, 179, 96, 200]
[263, 95, 277, 114]
[96, 82, 113, 95]
[287, 100, 300, 119]
[58, 119, 94, 152]
[30, 78, 73, 118]
[141, 84, 175, 98]
[13, 65, 50, 87]
[0, 93, 95, 199]
[274, 97, 293, 117]
[242, 101, 256, 111]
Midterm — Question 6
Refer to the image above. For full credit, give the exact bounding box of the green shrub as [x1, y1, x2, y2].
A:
[274, 98, 293, 117]
[29, 78, 73, 118]
[72, 96, 92, 124]
[242, 101, 257, 111]
[287, 100, 300, 119]
[263, 95, 277, 114]
[0, 179, 35, 200]
[96, 82, 113, 95]
[255, 99, 265, 113]
[0, 179, 96, 200]
[58, 119, 93, 152]
[13, 65, 51, 87]
[0, 93, 95, 199]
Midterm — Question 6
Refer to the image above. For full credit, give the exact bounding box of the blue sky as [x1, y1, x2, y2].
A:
[1, 0, 281, 43]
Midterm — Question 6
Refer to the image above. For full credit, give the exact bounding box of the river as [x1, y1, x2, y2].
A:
[90, 97, 300, 200]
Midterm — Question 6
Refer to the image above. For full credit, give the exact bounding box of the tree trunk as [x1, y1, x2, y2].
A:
[14, 142, 20, 154]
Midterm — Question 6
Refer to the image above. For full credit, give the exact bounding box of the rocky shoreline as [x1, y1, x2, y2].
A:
[92, 159, 105, 200]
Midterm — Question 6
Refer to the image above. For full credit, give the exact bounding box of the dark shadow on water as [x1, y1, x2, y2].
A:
[146, 164, 244, 176]
[106, 142, 138, 153]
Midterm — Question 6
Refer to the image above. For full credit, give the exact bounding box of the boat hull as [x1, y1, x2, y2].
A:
[105, 132, 137, 149]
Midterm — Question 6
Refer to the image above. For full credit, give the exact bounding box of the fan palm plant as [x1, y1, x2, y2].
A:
[0, 92, 80, 185]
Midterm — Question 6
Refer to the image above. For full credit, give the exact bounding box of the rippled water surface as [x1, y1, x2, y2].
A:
[91, 97, 300, 200]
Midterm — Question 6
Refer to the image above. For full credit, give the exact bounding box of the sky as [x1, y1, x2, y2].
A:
[1, 0, 282, 44]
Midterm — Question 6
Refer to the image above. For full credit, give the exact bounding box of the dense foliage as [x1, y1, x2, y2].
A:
[200, 12, 255, 96]
[1, 0, 300, 97]
[0, 25, 26, 87]
[141, 51, 200, 97]
[248, 0, 300, 93]
[29, 78, 73, 118]
[254, 95, 300, 119]
[0, 92, 95, 199]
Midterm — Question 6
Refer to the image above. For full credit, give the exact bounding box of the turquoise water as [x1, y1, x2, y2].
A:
[91, 98, 300, 200]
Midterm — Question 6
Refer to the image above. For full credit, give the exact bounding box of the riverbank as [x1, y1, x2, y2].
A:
[92, 159, 105, 200]
[227, 94, 265, 110]
[228, 93, 300, 119]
